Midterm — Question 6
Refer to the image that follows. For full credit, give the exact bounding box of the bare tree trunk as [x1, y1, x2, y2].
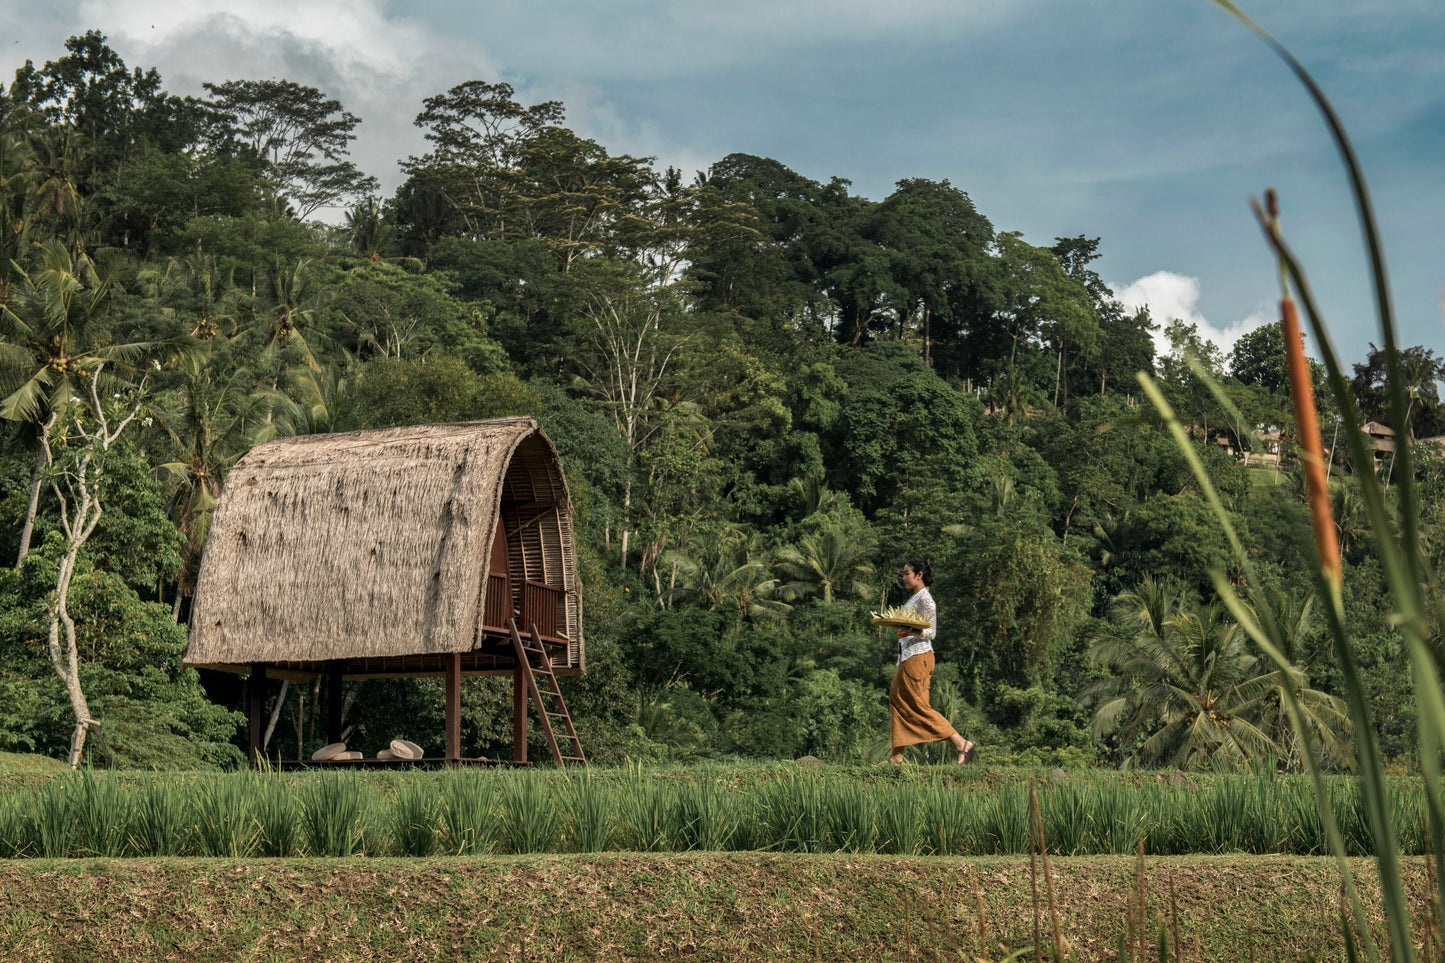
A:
[1053, 343, 1065, 408]
[16, 436, 49, 565]
[293, 686, 306, 762]
[51, 541, 97, 768]
[263, 679, 290, 751]
[42, 395, 127, 768]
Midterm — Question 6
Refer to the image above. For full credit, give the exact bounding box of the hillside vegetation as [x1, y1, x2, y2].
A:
[2, 32, 1442, 770]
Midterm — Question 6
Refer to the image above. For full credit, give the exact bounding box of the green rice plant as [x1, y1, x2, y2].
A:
[1202, 775, 1256, 853]
[191, 773, 258, 857]
[1038, 782, 1092, 856]
[251, 770, 299, 857]
[1392, 785, 1426, 857]
[823, 779, 875, 853]
[616, 767, 671, 852]
[1169, 781, 1218, 855]
[758, 772, 828, 853]
[1089, 779, 1147, 855]
[1329, 784, 1374, 858]
[498, 771, 560, 854]
[390, 779, 440, 857]
[976, 782, 1029, 855]
[560, 773, 614, 853]
[919, 782, 970, 856]
[723, 788, 761, 852]
[439, 770, 497, 854]
[356, 789, 389, 857]
[1278, 778, 1325, 855]
[300, 773, 364, 857]
[128, 778, 186, 857]
[68, 770, 129, 857]
[33, 776, 74, 857]
[671, 779, 740, 852]
[0, 789, 38, 858]
[874, 783, 922, 856]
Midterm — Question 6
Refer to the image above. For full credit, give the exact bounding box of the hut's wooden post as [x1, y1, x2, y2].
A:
[445, 653, 462, 764]
[248, 663, 267, 765]
[326, 664, 343, 745]
[512, 664, 527, 763]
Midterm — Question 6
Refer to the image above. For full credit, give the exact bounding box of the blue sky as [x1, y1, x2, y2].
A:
[5, 1, 1443, 367]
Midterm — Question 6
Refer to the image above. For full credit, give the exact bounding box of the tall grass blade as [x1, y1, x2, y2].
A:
[1213, 4, 1445, 956]
[252, 769, 298, 857]
[562, 773, 614, 853]
[71, 770, 129, 857]
[34, 778, 73, 858]
[391, 779, 439, 857]
[300, 773, 364, 857]
[191, 773, 258, 858]
[498, 772, 559, 854]
[129, 778, 185, 857]
[439, 770, 496, 854]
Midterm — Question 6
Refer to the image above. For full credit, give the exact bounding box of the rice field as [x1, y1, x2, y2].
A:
[0, 764, 1425, 860]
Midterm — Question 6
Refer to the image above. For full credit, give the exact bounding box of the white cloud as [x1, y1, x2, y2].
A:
[1110, 270, 1271, 363]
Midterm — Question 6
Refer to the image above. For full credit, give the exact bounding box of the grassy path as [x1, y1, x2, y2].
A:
[0, 853, 1430, 961]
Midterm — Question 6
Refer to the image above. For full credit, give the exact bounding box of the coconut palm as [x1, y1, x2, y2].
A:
[134, 251, 250, 342]
[257, 256, 325, 371]
[152, 357, 276, 611]
[272, 362, 355, 436]
[774, 522, 877, 605]
[0, 239, 151, 562]
[1087, 579, 1281, 770]
[1238, 586, 1353, 771]
[661, 527, 788, 640]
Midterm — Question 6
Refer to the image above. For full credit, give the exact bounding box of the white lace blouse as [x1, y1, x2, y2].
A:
[897, 588, 936, 663]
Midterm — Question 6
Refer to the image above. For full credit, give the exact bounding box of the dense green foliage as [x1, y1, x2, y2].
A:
[0, 32, 1435, 770]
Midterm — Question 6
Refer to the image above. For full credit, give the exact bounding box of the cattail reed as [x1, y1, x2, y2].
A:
[1264, 189, 1341, 586]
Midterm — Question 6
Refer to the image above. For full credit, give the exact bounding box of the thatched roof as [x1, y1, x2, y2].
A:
[185, 417, 582, 670]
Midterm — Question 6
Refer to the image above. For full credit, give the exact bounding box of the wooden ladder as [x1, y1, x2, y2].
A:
[508, 618, 587, 767]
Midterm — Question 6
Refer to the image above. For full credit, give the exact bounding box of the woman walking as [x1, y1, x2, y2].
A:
[887, 558, 976, 764]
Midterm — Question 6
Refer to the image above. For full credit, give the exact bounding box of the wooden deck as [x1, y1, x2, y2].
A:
[276, 757, 525, 771]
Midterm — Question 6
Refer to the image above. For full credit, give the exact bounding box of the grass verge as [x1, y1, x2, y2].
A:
[0, 752, 67, 775]
[0, 853, 1429, 962]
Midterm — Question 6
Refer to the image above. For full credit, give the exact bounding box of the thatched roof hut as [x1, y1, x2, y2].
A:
[184, 417, 585, 765]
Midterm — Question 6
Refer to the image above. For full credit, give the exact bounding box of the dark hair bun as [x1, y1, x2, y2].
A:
[905, 557, 932, 587]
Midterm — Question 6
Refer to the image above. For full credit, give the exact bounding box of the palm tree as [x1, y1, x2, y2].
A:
[152, 357, 276, 613]
[1087, 579, 1293, 770]
[272, 363, 355, 436]
[775, 522, 877, 605]
[661, 528, 788, 641]
[1239, 587, 1353, 772]
[135, 251, 250, 343]
[0, 240, 150, 562]
[258, 257, 325, 371]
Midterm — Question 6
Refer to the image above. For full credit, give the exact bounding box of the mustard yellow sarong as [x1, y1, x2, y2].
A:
[889, 651, 956, 750]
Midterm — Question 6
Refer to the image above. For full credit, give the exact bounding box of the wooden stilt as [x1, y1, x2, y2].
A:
[248, 663, 267, 766]
[326, 664, 343, 745]
[513, 663, 527, 763]
[445, 652, 461, 763]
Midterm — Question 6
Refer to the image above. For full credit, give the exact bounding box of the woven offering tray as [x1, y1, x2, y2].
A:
[870, 607, 931, 631]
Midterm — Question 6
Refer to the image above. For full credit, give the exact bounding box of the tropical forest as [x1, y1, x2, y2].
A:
[2, 31, 1438, 775]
